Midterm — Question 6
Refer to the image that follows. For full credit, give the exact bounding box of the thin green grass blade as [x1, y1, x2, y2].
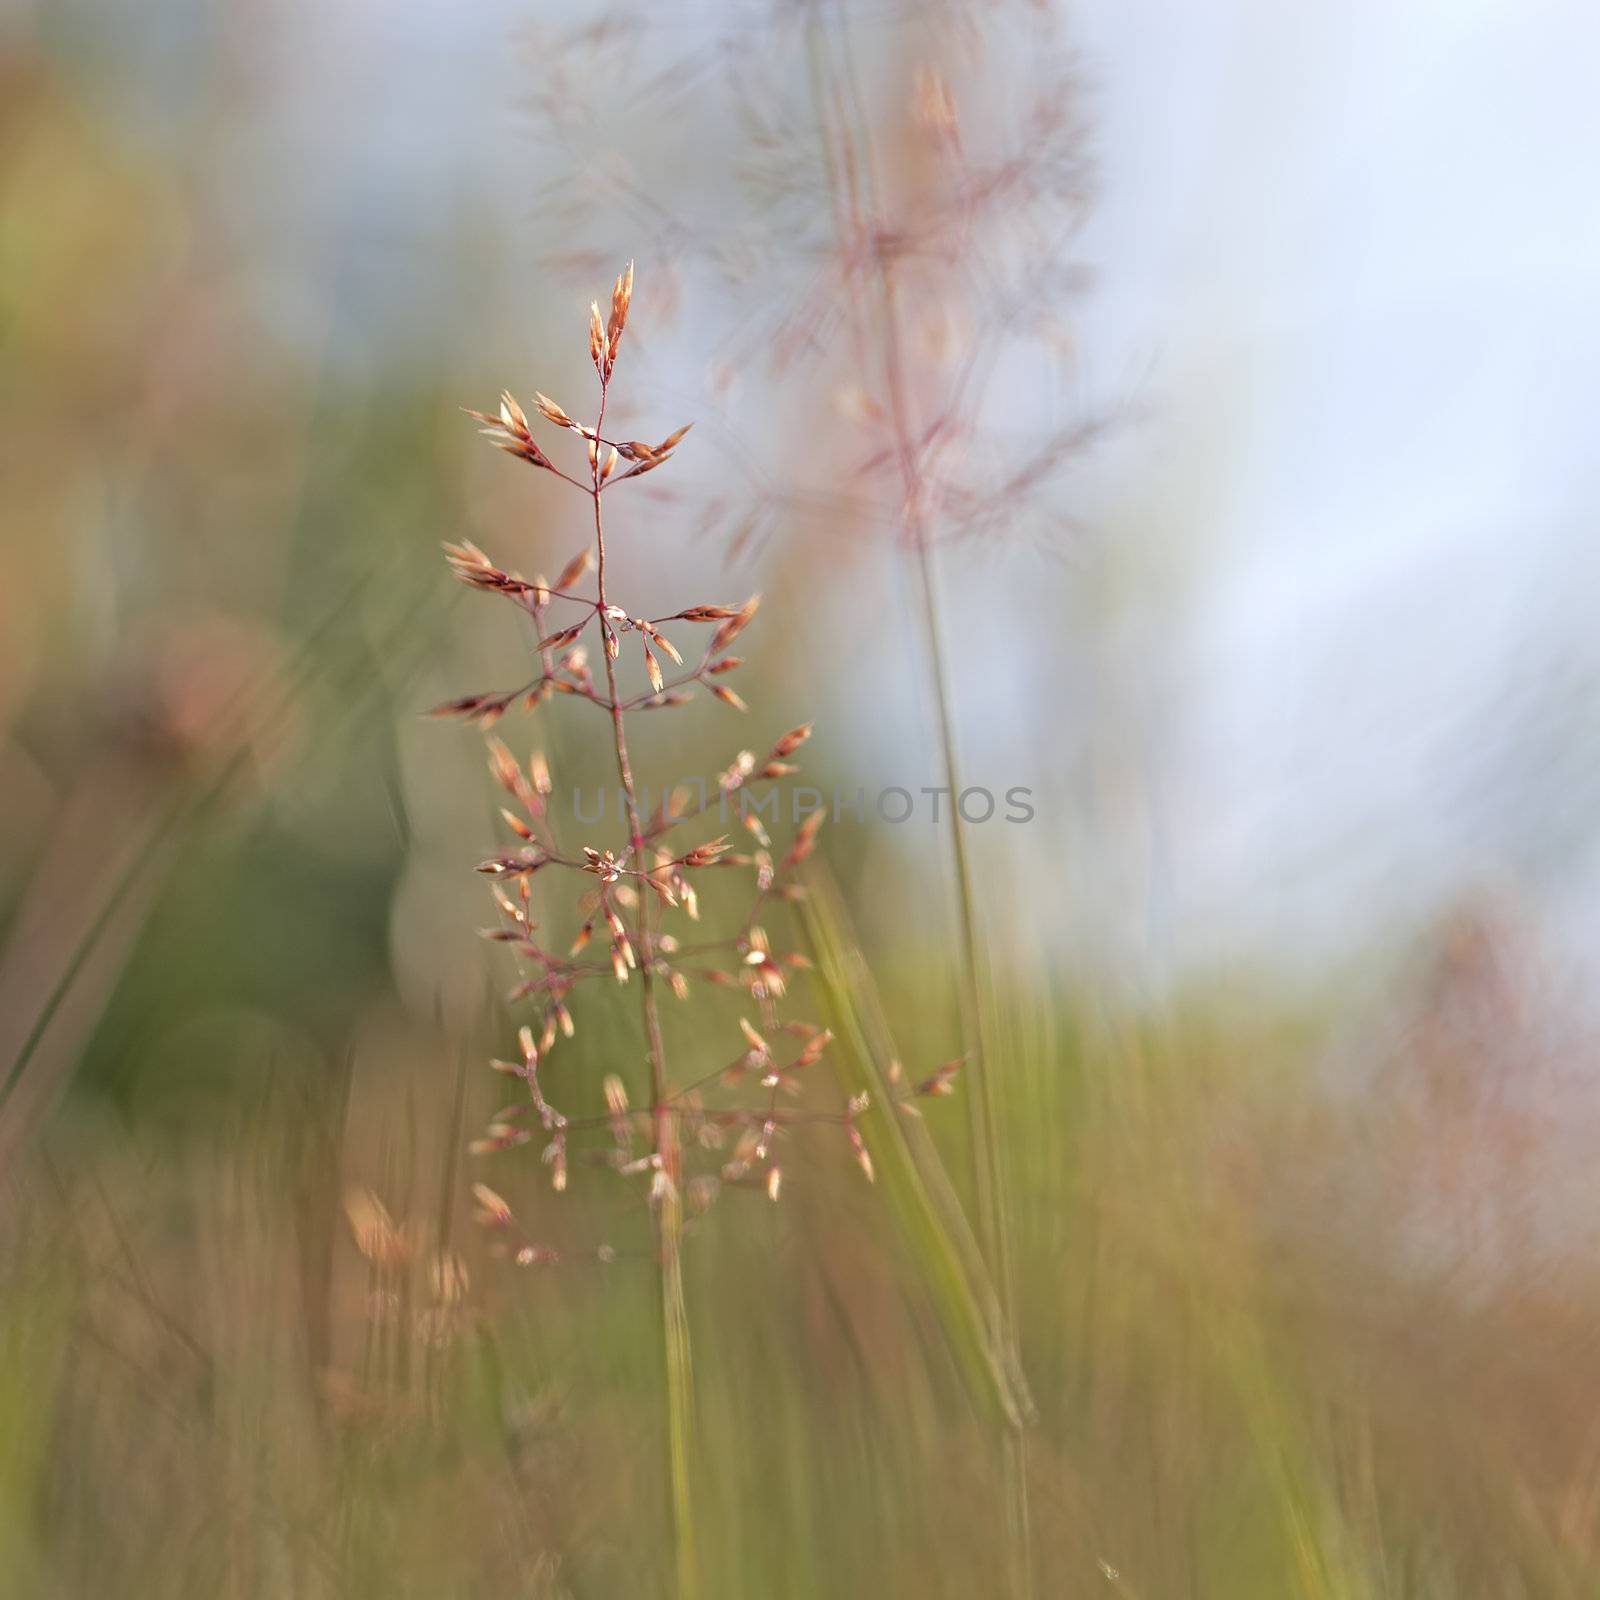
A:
[796, 863, 1034, 1431]
[0, 569, 443, 1133]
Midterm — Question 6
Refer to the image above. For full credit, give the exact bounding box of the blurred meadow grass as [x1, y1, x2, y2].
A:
[7, 21, 1600, 1600]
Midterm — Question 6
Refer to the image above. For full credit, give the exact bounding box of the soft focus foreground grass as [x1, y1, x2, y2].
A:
[8, 900, 1600, 1597]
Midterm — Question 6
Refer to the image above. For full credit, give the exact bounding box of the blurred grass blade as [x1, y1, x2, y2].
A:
[797, 863, 1034, 1431]
[0, 569, 440, 1152]
[0, 1270, 70, 1588]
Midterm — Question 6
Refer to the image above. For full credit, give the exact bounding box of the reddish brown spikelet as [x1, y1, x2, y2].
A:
[681, 836, 731, 868]
[710, 594, 762, 653]
[917, 1058, 965, 1097]
[534, 392, 577, 430]
[537, 623, 586, 653]
[615, 422, 693, 482]
[675, 604, 741, 623]
[555, 547, 593, 591]
[849, 1123, 875, 1183]
[427, 692, 510, 723]
[772, 723, 812, 758]
[638, 619, 683, 664]
[710, 684, 748, 713]
[477, 850, 542, 877]
[793, 1028, 834, 1069]
[784, 808, 825, 868]
[486, 737, 520, 790]
[487, 737, 540, 812]
[471, 1183, 514, 1227]
[500, 391, 529, 433]
[607, 260, 634, 367]
[464, 399, 558, 473]
[441, 540, 496, 581]
[719, 750, 756, 791]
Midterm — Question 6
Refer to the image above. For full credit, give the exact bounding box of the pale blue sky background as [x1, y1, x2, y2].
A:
[1068, 0, 1600, 982]
[16, 0, 1598, 988]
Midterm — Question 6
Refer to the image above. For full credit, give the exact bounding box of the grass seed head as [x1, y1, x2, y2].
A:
[436, 267, 882, 1331]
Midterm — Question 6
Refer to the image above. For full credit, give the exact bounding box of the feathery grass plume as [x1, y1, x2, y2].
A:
[769, 20, 1098, 1590]
[438, 267, 964, 1596]
[521, 2, 1103, 560]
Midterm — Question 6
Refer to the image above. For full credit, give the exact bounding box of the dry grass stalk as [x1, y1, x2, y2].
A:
[434, 266, 965, 1596]
[783, 22, 1075, 1594]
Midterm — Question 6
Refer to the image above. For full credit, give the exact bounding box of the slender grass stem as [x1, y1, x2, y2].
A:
[908, 537, 1031, 1592]
[801, 9, 1032, 1585]
[590, 385, 698, 1598]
